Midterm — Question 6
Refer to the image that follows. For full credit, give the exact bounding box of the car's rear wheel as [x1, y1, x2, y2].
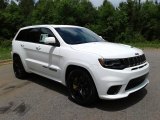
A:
[13, 56, 28, 79]
[67, 69, 98, 106]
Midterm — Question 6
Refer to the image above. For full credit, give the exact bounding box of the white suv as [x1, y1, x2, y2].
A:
[12, 25, 149, 105]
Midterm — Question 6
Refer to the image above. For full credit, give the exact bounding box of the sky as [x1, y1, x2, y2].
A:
[90, 0, 117, 7]
[90, 0, 159, 7]
[11, 0, 160, 7]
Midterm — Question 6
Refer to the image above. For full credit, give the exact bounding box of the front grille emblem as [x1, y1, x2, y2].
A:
[135, 53, 139, 56]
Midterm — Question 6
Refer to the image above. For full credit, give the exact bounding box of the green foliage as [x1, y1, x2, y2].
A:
[77, 0, 97, 26]
[0, 47, 11, 60]
[0, 1, 23, 39]
[0, 0, 8, 9]
[125, 41, 160, 48]
[0, 39, 12, 47]
[0, 0, 159, 42]
[0, 40, 11, 60]
[31, 0, 56, 24]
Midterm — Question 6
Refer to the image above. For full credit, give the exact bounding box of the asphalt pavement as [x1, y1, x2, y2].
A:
[0, 49, 160, 120]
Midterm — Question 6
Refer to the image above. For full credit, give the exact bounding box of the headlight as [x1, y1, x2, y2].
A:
[98, 58, 126, 70]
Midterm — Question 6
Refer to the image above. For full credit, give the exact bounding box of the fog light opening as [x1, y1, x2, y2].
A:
[107, 85, 122, 95]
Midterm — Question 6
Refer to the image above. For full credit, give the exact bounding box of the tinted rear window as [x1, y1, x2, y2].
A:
[16, 28, 40, 42]
[16, 29, 29, 41]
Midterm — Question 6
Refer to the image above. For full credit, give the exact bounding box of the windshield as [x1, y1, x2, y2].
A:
[55, 27, 105, 45]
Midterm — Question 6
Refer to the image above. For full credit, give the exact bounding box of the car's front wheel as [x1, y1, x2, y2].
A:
[67, 69, 98, 106]
[13, 56, 28, 79]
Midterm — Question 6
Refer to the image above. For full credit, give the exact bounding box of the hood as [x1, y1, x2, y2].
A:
[70, 42, 143, 58]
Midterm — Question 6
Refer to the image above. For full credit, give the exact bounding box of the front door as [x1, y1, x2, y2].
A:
[24, 27, 61, 81]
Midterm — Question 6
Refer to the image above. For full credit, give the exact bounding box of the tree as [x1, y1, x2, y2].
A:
[19, 0, 34, 16]
[96, 0, 116, 41]
[31, 0, 62, 24]
[54, 0, 79, 24]
[140, 1, 160, 40]
[0, 0, 8, 9]
[0, 0, 159, 41]
[0, 1, 23, 39]
[76, 0, 97, 26]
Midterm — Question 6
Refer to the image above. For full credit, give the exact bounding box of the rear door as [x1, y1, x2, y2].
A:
[13, 29, 31, 71]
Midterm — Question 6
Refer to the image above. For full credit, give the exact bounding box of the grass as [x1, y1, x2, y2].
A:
[0, 40, 12, 60]
[122, 41, 160, 48]
[0, 47, 11, 60]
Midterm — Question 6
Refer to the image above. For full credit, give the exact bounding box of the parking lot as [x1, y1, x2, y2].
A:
[0, 49, 160, 120]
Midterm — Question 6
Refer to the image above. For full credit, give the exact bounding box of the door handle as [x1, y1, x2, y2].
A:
[36, 47, 41, 51]
[21, 44, 24, 47]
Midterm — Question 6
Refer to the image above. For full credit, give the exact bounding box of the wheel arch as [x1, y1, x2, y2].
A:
[65, 64, 99, 103]
[65, 65, 96, 88]
[13, 53, 21, 60]
[12, 53, 29, 73]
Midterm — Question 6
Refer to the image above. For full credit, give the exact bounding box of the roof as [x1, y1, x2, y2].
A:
[20, 25, 82, 30]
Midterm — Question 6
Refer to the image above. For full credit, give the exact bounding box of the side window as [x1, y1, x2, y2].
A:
[39, 28, 55, 43]
[16, 27, 57, 44]
[16, 29, 29, 41]
[28, 28, 40, 43]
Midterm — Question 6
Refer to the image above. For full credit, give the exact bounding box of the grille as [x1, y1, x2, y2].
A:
[125, 73, 148, 90]
[120, 54, 146, 68]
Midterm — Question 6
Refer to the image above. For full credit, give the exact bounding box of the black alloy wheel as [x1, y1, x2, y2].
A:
[67, 69, 98, 105]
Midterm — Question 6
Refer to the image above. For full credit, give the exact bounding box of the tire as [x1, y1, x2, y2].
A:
[67, 69, 98, 106]
[13, 56, 28, 79]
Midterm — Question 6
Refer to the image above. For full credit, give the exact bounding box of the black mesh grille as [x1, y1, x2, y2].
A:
[125, 73, 148, 90]
[120, 54, 146, 69]
[103, 54, 146, 70]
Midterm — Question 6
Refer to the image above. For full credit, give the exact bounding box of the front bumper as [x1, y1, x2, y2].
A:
[91, 62, 149, 100]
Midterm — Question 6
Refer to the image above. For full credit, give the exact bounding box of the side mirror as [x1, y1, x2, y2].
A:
[44, 37, 56, 44]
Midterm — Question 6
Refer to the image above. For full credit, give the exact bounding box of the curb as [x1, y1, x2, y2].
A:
[0, 59, 12, 65]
